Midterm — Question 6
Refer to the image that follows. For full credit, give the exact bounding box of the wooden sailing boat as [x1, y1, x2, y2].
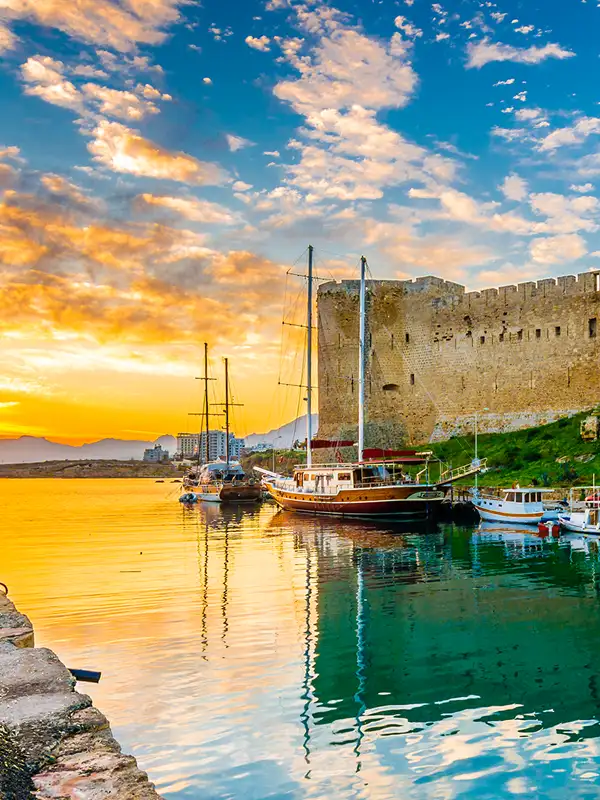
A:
[256, 248, 484, 520]
[183, 352, 261, 504]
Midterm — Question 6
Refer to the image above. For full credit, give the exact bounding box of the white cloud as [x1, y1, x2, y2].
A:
[467, 38, 575, 68]
[513, 90, 527, 102]
[226, 134, 254, 152]
[538, 116, 600, 151]
[245, 35, 271, 51]
[232, 181, 252, 191]
[570, 183, 594, 193]
[435, 32, 450, 41]
[529, 233, 587, 264]
[394, 15, 423, 38]
[82, 83, 160, 120]
[493, 78, 515, 86]
[203, 77, 212, 85]
[499, 174, 527, 201]
[71, 64, 109, 79]
[514, 107, 542, 121]
[21, 56, 82, 111]
[274, 10, 417, 115]
[264, 150, 280, 157]
[514, 25, 534, 34]
[529, 192, 599, 234]
[269, 6, 443, 202]
[490, 12, 507, 22]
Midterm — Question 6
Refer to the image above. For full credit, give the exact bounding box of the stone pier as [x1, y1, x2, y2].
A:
[0, 587, 162, 799]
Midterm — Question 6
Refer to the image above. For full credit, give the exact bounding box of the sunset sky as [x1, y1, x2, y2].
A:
[0, 0, 597, 443]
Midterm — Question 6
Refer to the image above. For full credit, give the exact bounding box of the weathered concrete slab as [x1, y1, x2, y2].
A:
[0, 596, 163, 799]
[0, 591, 34, 648]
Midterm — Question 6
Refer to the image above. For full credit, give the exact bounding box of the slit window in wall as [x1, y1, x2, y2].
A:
[410, 374, 415, 386]
[499, 333, 504, 342]
[480, 335, 485, 345]
[536, 328, 541, 339]
[590, 318, 597, 338]
[555, 326, 561, 337]
[517, 329, 523, 341]
[405, 332, 410, 344]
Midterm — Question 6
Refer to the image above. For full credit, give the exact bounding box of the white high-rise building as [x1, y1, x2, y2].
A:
[177, 431, 245, 461]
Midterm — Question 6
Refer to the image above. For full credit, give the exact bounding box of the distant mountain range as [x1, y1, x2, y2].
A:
[245, 414, 318, 449]
[0, 415, 317, 464]
[0, 435, 176, 464]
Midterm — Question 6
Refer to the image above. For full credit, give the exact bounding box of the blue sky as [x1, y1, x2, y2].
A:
[0, 0, 599, 439]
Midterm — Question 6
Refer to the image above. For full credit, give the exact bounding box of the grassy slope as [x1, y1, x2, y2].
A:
[431, 409, 600, 487]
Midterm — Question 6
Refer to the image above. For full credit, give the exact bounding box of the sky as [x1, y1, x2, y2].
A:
[0, 0, 598, 443]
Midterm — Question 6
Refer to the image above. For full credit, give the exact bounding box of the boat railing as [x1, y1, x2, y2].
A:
[438, 459, 488, 484]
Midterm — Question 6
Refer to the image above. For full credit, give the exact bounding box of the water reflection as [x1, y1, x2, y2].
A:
[4, 480, 600, 798]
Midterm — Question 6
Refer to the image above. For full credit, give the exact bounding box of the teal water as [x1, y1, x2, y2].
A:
[3, 479, 600, 798]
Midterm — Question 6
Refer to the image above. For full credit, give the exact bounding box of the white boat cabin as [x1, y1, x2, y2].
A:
[289, 463, 412, 494]
[473, 487, 552, 525]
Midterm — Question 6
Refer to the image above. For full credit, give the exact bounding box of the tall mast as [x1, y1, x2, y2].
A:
[224, 357, 230, 467]
[204, 343, 210, 463]
[306, 244, 314, 468]
[358, 256, 367, 463]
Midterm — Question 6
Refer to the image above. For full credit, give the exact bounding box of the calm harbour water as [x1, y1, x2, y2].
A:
[4, 479, 600, 799]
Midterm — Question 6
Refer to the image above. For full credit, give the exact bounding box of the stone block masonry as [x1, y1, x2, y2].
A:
[317, 272, 600, 446]
[0, 588, 162, 799]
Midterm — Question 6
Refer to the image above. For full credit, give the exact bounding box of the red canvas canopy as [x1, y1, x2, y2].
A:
[362, 448, 430, 463]
[310, 439, 355, 449]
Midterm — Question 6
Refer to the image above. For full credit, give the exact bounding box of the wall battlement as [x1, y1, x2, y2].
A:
[317, 271, 600, 445]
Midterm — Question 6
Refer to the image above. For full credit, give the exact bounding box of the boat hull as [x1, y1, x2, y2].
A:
[265, 483, 445, 519]
[472, 503, 543, 525]
[189, 485, 262, 504]
[558, 513, 600, 534]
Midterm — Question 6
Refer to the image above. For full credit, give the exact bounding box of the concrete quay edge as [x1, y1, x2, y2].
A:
[0, 589, 163, 799]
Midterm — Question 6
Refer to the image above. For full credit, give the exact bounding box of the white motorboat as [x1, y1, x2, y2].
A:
[471, 487, 551, 525]
[558, 489, 600, 534]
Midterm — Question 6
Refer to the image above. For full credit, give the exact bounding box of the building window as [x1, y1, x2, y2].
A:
[555, 326, 561, 337]
[410, 374, 415, 385]
[382, 383, 400, 392]
[480, 335, 485, 345]
[517, 330, 523, 341]
[590, 318, 597, 338]
[405, 332, 410, 344]
[499, 333, 504, 342]
[536, 328, 541, 339]
[391, 333, 394, 349]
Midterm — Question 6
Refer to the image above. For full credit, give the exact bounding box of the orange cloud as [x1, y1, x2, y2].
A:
[137, 193, 238, 224]
[3, 0, 185, 52]
[88, 121, 228, 184]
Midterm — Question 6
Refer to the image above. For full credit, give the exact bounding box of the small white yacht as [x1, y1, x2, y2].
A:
[559, 490, 600, 534]
[471, 487, 551, 525]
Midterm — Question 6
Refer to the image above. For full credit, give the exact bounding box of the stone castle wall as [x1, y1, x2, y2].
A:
[317, 272, 600, 445]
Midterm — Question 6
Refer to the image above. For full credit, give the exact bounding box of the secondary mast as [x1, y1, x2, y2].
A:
[306, 244, 314, 468]
[358, 256, 367, 463]
[224, 357, 230, 467]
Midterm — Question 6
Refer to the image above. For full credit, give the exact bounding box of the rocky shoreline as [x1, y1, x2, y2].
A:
[0, 588, 162, 799]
